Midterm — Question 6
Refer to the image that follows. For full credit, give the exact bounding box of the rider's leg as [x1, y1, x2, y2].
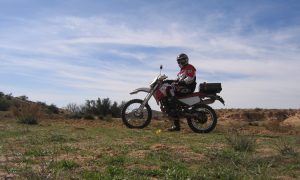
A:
[166, 86, 180, 131]
[166, 86, 177, 117]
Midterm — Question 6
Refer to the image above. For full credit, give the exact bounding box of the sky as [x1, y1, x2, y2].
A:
[0, 0, 300, 109]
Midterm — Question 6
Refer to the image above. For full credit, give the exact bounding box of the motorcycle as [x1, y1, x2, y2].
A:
[121, 65, 225, 133]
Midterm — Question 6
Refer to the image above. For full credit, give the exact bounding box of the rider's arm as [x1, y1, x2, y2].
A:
[182, 76, 195, 84]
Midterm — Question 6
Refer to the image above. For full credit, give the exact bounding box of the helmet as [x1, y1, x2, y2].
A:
[177, 53, 189, 68]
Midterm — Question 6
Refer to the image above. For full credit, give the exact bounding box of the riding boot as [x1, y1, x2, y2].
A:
[168, 118, 180, 131]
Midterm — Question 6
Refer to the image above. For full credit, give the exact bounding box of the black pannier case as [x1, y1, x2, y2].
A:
[199, 83, 222, 94]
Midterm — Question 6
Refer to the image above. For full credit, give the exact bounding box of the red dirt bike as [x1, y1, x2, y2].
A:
[121, 65, 225, 133]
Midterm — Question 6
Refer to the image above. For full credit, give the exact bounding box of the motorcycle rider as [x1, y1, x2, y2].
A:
[166, 53, 197, 131]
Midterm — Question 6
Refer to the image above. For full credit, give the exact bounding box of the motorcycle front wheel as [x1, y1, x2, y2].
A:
[121, 99, 152, 129]
[187, 104, 217, 133]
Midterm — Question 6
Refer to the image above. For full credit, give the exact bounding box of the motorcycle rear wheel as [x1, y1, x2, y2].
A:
[121, 99, 152, 129]
[187, 104, 217, 133]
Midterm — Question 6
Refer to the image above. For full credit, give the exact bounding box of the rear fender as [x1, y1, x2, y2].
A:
[200, 95, 225, 106]
[216, 95, 225, 105]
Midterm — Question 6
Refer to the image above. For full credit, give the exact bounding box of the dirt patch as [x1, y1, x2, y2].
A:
[169, 145, 189, 153]
[0, 125, 5, 131]
[0, 155, 15, 164]
[123, 139, 135, 145]
[180, 151, 205, 163]
[128, 150, 149, 158]
[171, 145, 205, 162]
[217, 109, 298, 122]
[255, 147, 278, 158]
[0, 172, 17, 180]
[206, 143, 226, 150]
[282, 115, 300, 127]
[150, 144, 169, 151]
[0, 156, 6, 163]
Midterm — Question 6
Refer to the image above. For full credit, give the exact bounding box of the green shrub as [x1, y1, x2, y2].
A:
[276, 141, 298, 157]
[105, 165, 125, 178]
[47, 104, 59, 114]
[0, 98, 11, 111]
[163, 166, 191, 179]
[49, 133, 67, 143]
[51, 160, 79, 171]
[82, 171, 103, 179]
[18, 116, 38, 125]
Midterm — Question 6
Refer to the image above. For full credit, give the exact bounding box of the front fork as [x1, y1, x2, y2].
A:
[137, 84, 158, 112]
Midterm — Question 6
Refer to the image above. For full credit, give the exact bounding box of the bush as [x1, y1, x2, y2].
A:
[0, 98, 11, 111]
[13, 104, 41, 125]
[47, 104, 59, 114]
[225, 131, 256, 152]
[276, 139, 298, 157]
[17, 95, 28, 101]
[104, 114, 112, 121]
[84, 114, 95, 120]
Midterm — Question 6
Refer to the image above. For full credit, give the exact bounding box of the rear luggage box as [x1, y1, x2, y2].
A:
[199, 83, 222, 94]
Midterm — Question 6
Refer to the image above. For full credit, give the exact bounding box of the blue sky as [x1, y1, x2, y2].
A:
[1, 0, 300, 109]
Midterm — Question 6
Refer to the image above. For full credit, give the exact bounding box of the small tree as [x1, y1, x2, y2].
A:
[65, 103, 82, 118]
[66, 103, 80, 114]
[101, 98, 111, 116]
[95, 98, 103, 115]
[119, 101, 126, 110]
[111, 101, 120, 118]
[0, 98, 10, 111]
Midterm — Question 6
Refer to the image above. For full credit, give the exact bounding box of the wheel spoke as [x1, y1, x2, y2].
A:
[187, 105, 217, 133]
[123, 102, 149, 127]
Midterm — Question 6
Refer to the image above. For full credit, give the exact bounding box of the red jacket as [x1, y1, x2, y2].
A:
[177, 64, 196, 85]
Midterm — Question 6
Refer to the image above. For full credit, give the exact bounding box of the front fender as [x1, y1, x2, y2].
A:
[130, 87, 151, 95]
